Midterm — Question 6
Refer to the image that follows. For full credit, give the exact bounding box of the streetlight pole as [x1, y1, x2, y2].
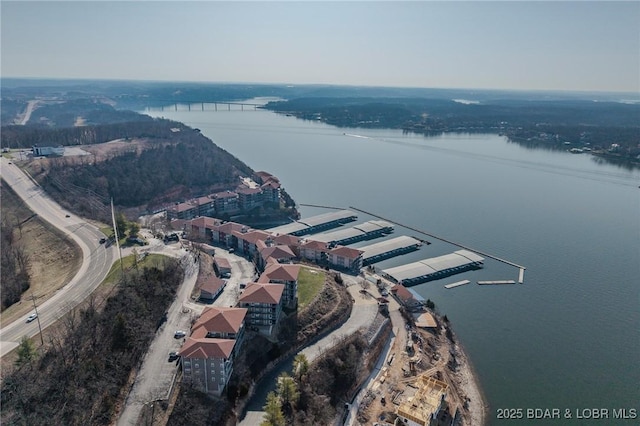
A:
[30, 294, 44, 345]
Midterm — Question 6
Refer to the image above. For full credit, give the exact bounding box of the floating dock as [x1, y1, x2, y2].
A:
[349, 205, 527, 275]
[518, 268, 525, 284]
[444, 280, 471, 289]
[477, 280, 516, 285]
[267, 209, 357, 236]
[309, 220, 393, 245]
[382, 250, 484, 286]
[360, 236, 422, 266]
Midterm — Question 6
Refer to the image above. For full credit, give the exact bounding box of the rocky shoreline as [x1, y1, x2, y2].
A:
[450, 336, 489, 425]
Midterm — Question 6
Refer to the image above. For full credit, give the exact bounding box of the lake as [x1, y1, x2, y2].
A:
[145, 103, 639, 425]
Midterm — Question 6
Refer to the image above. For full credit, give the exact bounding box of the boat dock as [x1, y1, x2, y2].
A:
[444, 280, 471, 289]
[309, 220, 393, 246]
[350, 206, 526, 283]
[267, 209, 357, 236]
[382, 250, 484, 287]
[360, 236, 423, 266]
[477, 280, 516, 285]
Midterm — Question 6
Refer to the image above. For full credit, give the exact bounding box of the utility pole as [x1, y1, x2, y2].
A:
[111, 198, 125, 277]
[30, 294, 44, 345]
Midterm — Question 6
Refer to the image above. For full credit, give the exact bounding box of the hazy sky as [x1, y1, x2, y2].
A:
[2, 1, 639, 92]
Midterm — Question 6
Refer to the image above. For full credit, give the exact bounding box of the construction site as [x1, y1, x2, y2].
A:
[353, 275, 487, 426]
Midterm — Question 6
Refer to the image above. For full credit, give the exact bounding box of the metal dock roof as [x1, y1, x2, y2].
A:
[353, 220, 393, 233]
[382, 249, 484, 283]
[309, 220, 392, 243]
[360, 236, 422, 260]
[298, 209, 357, 227]
[310, 227, 366, 243]
[267, 221, 310, 235]
[267, 209, 357, 235]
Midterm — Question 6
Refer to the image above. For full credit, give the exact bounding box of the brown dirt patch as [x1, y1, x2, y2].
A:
[0, 182, 82, 328]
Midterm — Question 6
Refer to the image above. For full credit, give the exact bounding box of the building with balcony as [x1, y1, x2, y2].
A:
[257, 262, 300, 309]
[180, 307, 248, 397]
[238, 283, 284, 336]
[326, 245, 364, 272]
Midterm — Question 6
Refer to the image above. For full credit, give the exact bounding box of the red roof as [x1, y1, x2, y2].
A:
[190, 216, 219, 229]
[239, 283, 284, 304]
[329, 245, 363, 259]
[213, 191, 238, 199]
[196, 195, 214, 204]
[259, 263, 300, 282]
[191, 307, 247, 338]
[215, 222, 245, 234]
[255, 171, 279, 184]
[234, 229, 270, 245]
[300, 239, 328, 251]
[236, 187, 262, 195]
[214, 257, 231, 269]
[391, 284, 416, 302]
[179, 337, 236, 359]
[169, 202, 197, 213]
[200, 276, 226, 295]
[261, 180, 281, 190]
[272, 234, 301, 247]
[260, 245, 296, 262]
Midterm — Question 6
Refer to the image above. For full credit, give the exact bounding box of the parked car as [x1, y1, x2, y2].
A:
[168, 351, 180, 362]
[174, 330, 186, 339]
[126, 236, 147, 246]
[26, 313, 38, 323]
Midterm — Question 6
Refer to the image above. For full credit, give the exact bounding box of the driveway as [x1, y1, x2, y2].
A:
[117, 244, 256, 425]
[301, 278, 379, 363]
[240, 274, 379, 426]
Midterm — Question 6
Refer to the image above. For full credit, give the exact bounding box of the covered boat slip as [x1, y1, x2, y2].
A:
[382, 249, 484, 286]
[360, 236, 423, 265]
[309, 220, 394, 245]
[267, 209, 357, 236]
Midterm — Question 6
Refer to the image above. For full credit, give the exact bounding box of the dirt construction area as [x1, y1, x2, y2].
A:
[354, 289, 487, 425]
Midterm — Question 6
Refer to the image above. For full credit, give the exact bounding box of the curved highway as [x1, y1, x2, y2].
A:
[0, 157, 118, 357]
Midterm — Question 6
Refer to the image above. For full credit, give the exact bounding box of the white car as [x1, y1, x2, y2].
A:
[174, 330, 186, 339]
[26, 313, 38, 323]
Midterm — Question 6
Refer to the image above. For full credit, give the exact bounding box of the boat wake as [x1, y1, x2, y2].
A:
[343, 133, 370, 139]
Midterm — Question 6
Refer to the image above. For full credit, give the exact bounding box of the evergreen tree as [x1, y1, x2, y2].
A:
[261, 391, 285, 426]
[293, 353, 309, 382]
[15, 336, 36, 367]
[277, 372, 300, 413]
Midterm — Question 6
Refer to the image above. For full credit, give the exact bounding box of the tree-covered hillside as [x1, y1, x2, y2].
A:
[22, 119, 253, 219]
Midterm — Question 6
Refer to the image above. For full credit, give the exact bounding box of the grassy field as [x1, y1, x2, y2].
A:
[92, 252, 172, 306]
[297, 266, 325, 309]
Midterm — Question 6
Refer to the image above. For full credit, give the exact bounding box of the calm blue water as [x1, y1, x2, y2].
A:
[145, 104, 639, 425]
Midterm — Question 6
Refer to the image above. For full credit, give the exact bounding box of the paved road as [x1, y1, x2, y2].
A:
[0, 157, 118, 357]
[116, 248, 198, 426]
[117, 240, 257, 425]
[301, 279, 379, 363]
[18, 100, 38, 125]
[240, 275, 379, 426]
